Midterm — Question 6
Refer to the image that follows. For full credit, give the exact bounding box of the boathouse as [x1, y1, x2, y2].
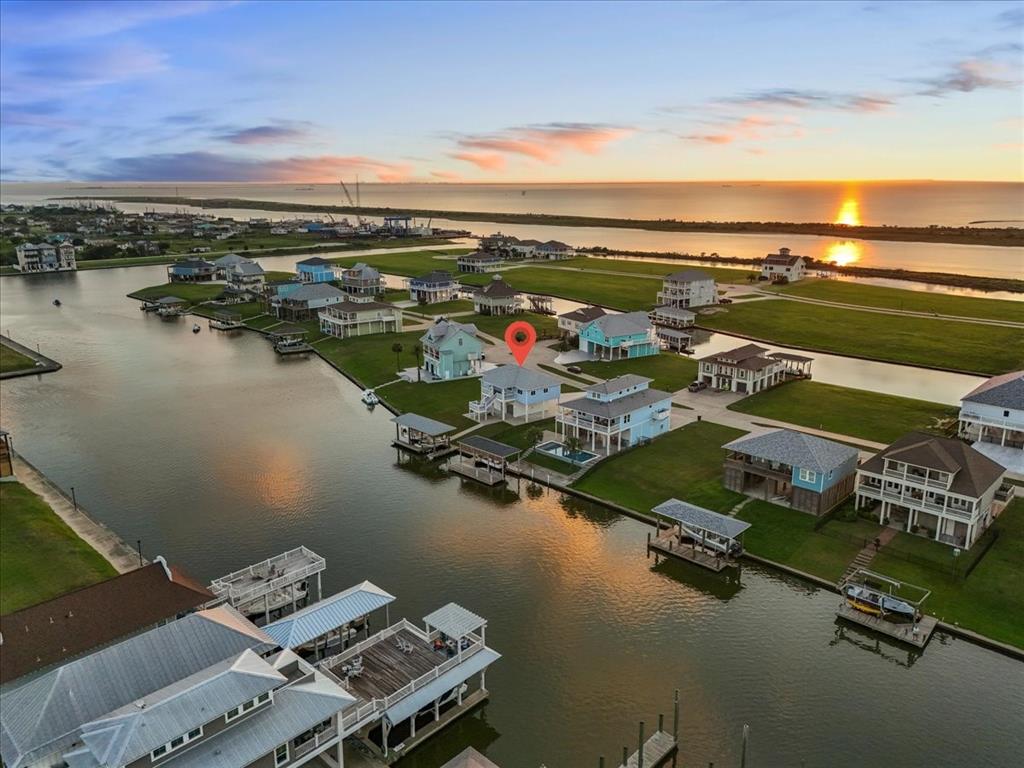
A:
[451, 435, 521, 485]
[392, 412, 458, 457]
[649, 498, 751, 571]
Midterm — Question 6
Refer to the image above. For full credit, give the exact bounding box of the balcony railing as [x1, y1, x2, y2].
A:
[292, 725, 338, 759]
[960, 411, 1022, 430]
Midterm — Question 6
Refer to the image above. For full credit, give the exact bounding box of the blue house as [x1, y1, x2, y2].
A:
[578, 311, 659, 360]
[295, 256, 335, 283]
[469, 365, 561, 424]
[722, 428, 859, 515]
[556, 374, 672, 453]
[166, 259, 216, 283]
[420, 319, 484, 380]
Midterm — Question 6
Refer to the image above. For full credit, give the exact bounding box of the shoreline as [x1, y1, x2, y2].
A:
[62, 195, 1024, 248]
[0, 334, 62, 379]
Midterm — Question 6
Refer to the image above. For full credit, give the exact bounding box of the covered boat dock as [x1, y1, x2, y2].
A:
[208, 545, 326, 624]
[648, 498, 750, 572]
[268, 324, 313, 354]
[837, 568, 936, 649]
[449, 435, 521, 486]
[392, 413, 457, 459]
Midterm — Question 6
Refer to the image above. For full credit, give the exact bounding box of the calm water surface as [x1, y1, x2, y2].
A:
[1, 269, 1022, 767]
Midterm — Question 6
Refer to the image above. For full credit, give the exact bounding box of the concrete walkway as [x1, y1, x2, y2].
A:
[11, 454, 143, 573]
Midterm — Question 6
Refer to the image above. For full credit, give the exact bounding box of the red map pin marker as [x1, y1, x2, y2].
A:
[504, 321, 537, 366]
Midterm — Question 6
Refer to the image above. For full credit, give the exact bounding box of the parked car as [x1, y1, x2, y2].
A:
[687, 380, 708, 392]
[719, 297, 733, 304]
[566, 365, 583, 374]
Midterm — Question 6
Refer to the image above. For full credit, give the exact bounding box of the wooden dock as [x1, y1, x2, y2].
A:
[647, 529, 735, 573]
[448, 463, 508, 486]
[836, 602, 937, 649]
[618, 730, 677, 768]
[393, 440, 456, 461]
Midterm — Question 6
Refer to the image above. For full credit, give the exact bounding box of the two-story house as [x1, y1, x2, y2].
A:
[556, 374, 672, 453]
[958, 370, 1023, 470]
[457, 251, 503, 273]
[319, 296, 403, 339]
[226, 261, 267, 297]
[419, 319, 484, 380]
[578, 311, 659, 360]
[407, 271, 461, 304]
[339, 262, 386, 296]
[722, 429, 859, 515]
[167, 259, 216, 283]
[760, 247, 806, 282]
[15, 242, 77, 272]
[469, 365, 561, 423]
[471, 276, 523, 316]
[557, 306, 608, 339]
[534, 240, 574, 259]
[656, 269, 718, 309]
[696, 344, 787, 394]
[854, 432, 1008, 548]
[212, 252, 252, 277]
[295, 257, 335, 284]
[273, 283, 346, 321]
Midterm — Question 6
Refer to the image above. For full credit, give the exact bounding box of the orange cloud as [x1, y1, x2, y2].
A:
[430, 170, 463, 181]
[684, 115, 804, 147]
[451, 122, 632, 170]
[450, 151, 506, 171]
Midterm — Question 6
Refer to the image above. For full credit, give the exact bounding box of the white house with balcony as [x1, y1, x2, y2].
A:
[15, 242, 77, 272]
[319, 296, 403, 339]
[958, 370, 1024, 472]
[556, 374, 672, 454]
[760, 247, 807, 282]
[469, 365, 561, 424]
[854, 432, 1009, 549]
[656, 269, 717, 308]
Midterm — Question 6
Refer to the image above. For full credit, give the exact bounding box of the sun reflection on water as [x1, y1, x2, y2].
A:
[826, 240, 862, 266]
[835, 198, 861, 226]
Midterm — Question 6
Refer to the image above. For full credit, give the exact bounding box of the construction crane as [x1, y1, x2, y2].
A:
[338, 179, 366, 228]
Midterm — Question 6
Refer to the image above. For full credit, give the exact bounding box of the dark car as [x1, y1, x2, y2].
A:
[566, 365, 583, 374]
[718, 297, 733, 304]
[687, 380, 708, 392]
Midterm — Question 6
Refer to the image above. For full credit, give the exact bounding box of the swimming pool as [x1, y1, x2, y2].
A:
[536, 440, 600, 464]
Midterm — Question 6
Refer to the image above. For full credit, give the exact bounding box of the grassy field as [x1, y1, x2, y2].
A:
[316, 330, 425, 387]
[0, 482, 117, 613]
[572, 421, 747, 513]
[462, 311, 560, 340]
[870, 500, 1024, 649]
[379, 378, 479, 429]
[1, 342, 36, 374]
[191, 301, 267, 321]
[460, 267, 661, 311]
[329, 248, 470, 277]
[384, 290, 410, 303]
[551, 257, 758, 283]
[728, 380, 957, 444]
[405, 298, 475, 316]
[737, 502, 881, 582]
[576, 353, 698, 392]
[700, 300, 1024, 375]
[130, 282, 225, 305]
[769, 279, 1024, 323]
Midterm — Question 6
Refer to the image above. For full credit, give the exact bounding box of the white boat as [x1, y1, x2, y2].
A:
[192, 324, 201, 334]
[362, 389, 380, 406]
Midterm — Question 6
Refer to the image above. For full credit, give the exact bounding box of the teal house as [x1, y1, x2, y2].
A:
[419, 319, 484, 380]
[578, 311, 659, 360]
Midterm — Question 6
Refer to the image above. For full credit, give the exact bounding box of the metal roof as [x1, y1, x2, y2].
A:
[651, 499, 751, 540]
[392, 413, 457, 436]
[0, 606, 275, 768]
[423, 603, 487, 639]
[722, 428, 858, 474]
[160, 670, 354, 768]
[384, 648, 500, 727]
[263, 581, 396, 649]
[457, 435, 521, 459]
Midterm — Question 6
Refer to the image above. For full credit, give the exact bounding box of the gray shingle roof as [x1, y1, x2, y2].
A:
[285, 283, 345, 302]
[652, 499, 751, 539]
[559, 306, 608, 324]
[481, 365, 560, 391]
[410, 270, 455, 285]
[474, 277, 519, 298]
[859, 432, 1006, 497]
[296, 256, 332, 266]
[231, 261, 265, 276]
[585, 374, 652, 396]
[962, 371, 1024, 409]
[420, 319, 478, 345]
[212, 253, 250, 268]
[563, 386, 671, 419]
[722, 429, 858, 474]
[585, 311, 652, 338]
[0, 606, 275, 768]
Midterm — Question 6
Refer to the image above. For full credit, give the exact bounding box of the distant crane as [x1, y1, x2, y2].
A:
[338, 179, 366, 228]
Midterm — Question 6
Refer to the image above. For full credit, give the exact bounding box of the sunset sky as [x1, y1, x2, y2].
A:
[1, 0, 1021, 182]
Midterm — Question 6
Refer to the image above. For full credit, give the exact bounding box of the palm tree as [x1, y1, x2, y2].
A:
[391, 342, 404, 372]
[564, 435, 582, 462]
[413, 343, 423, 382]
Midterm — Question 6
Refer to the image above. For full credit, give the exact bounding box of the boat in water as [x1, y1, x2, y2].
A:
[192, 323, 201, 334]
[362, 389, 380, 407]
[52, 299, 61, 307]
[845, 584, 916, 621]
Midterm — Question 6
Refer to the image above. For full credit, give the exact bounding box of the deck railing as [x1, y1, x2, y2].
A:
[209, 546, 325, 604]
[292, 724, 338, 759]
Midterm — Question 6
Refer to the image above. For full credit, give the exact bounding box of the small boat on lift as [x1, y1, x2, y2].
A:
[52, 299, 62, 307]
[844, 584, 916, 621]
[361, 389, 380, 407]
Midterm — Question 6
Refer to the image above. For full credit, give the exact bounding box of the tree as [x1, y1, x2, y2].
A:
[413, 343, 423, 382]
[391, 342, 404, 372]
[526, 427, 544, 450]
[564, 435, 582, 462]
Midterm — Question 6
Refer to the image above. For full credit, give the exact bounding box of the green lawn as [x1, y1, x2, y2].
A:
[316, 330, 425, 387]
[572, 421, 747, 513]
[551, 257, 758, 283]
[246, 315, 282, 330]
[379, 378, 479, 430]
[727, 380, 957, 444]
[191, 302, 267, 321]
[461, 311, 560, 340]
[0, 482, 117, 613]
[406, 298, 475, 316]
[870, 499, 1024, 649]
[700, 300, 1024, 375]
[328, 248, 470, 277]
[1, 343, 36, 374]
[384, 290, 410, 303]
[538, 363, 593, 384]
[130, 282, 225, 305]
[769, 279, 1024, 323]
[460, 267, 661, 311]
[263, 270, 296, 282]
[737, 500, 873, 583]
[576, 353, 698, 392]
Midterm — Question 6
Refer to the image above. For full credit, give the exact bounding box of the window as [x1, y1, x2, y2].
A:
[150, 726, 203, 761]
[225, 691, 273, 722]
[798, 468, 818, 483]
[275, 743, 289, 767]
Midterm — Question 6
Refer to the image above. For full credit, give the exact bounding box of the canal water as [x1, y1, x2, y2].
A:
[1, 268, 1022, 768]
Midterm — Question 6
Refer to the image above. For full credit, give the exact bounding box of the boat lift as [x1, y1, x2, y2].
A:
[647, 498, 749, 572]
[836, 568, 936, 649]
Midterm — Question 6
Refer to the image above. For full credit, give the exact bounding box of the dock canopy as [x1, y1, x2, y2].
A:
[652, 499, 751, 540]
[424, 602, 487, 639]
[263, 580, 395, 649]
[384, 647, 500, 728]
[392, 412, 457, 437]
[457, 435, 521, 460]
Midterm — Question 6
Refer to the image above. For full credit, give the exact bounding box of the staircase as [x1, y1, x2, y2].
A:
[839, 526, 898, 584]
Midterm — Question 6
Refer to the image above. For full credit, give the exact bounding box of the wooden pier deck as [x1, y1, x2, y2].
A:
[448, 463, 508, 486]
[647, 529, 735, 573]
[836, 602, 937, 649]
[619, 730, 677, 768]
